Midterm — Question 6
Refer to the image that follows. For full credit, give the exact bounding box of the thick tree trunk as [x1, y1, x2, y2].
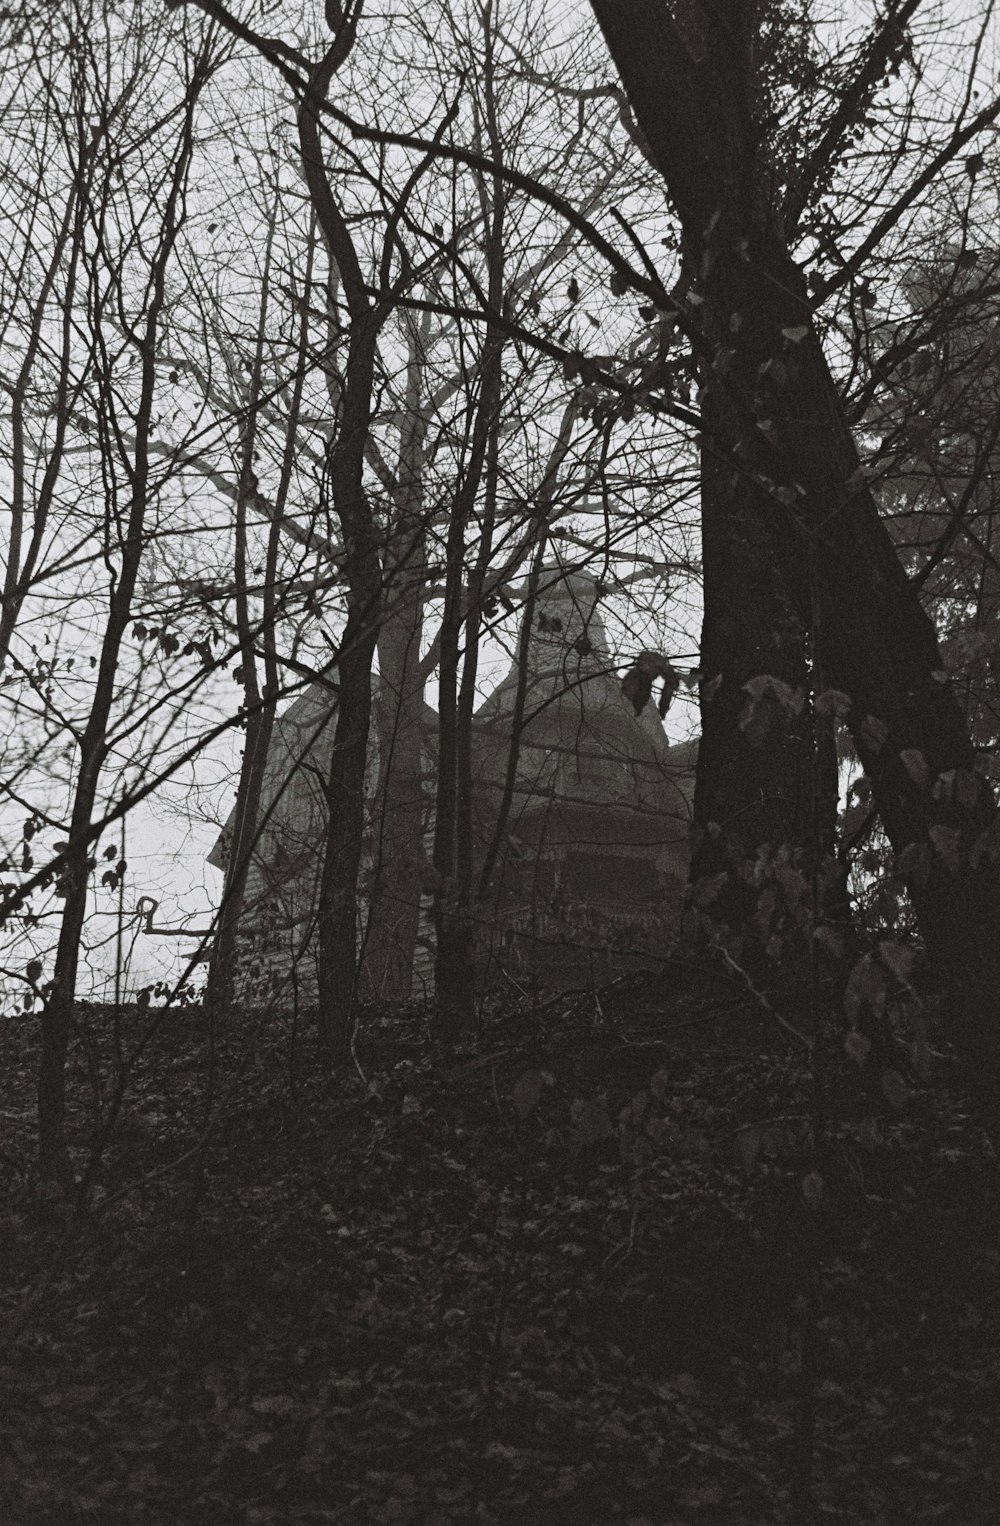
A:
[362, 315, 431, 1002]
[744, 237, 1000, 1100]
[693, 385, 837, 936]
[364, 586, 426, 1001]
[691, 189, 843, 947]
[590, 0, 1000, 1130]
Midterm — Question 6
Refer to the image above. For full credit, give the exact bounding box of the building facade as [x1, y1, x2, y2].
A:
[208, 567, 697, 1003]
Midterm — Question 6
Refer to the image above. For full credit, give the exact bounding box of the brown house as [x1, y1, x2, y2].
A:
[208, 566, 696, 1002]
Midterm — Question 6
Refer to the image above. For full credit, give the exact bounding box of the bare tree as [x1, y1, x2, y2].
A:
[161, 0, 683, 1036]
[30, 13, 220, 1182]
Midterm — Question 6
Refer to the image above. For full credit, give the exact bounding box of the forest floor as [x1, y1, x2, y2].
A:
[2, 958, 999, 1525]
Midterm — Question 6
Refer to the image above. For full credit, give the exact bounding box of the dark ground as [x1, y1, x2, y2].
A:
[1, 959, 999, 1524]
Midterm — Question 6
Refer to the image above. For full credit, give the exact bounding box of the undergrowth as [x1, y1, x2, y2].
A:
[1, 960, 998, 1524]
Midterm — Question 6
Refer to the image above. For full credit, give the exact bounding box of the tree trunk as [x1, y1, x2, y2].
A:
[590, 0, 1000, 1131]
[316, 623, 379, 1062]
[298, 35, 385, 1062]
[432, 210, 505, 1042]
[364, 580, 427, 1001]
[433, 565, 473, 1040]
[204, 689, 275, 1017]
[204, 213, 281, 1020]
[362, 313, 432, 1002]
[693, 385, 837, 939]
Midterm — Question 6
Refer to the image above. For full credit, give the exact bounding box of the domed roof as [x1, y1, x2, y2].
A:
[472, 565, 694, 834]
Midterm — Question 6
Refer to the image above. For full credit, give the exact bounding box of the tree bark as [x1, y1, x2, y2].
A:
[298, 32, 384, 1062]
[362, 313, 432, 1002]
[693, 389, 835, 937]
[364, 568, 427, 1001]
[590, 0, 1000, 1130]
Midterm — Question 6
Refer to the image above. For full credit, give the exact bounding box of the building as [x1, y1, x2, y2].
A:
[467, 568, 696, 987]
[208, 566, 696, 1002]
